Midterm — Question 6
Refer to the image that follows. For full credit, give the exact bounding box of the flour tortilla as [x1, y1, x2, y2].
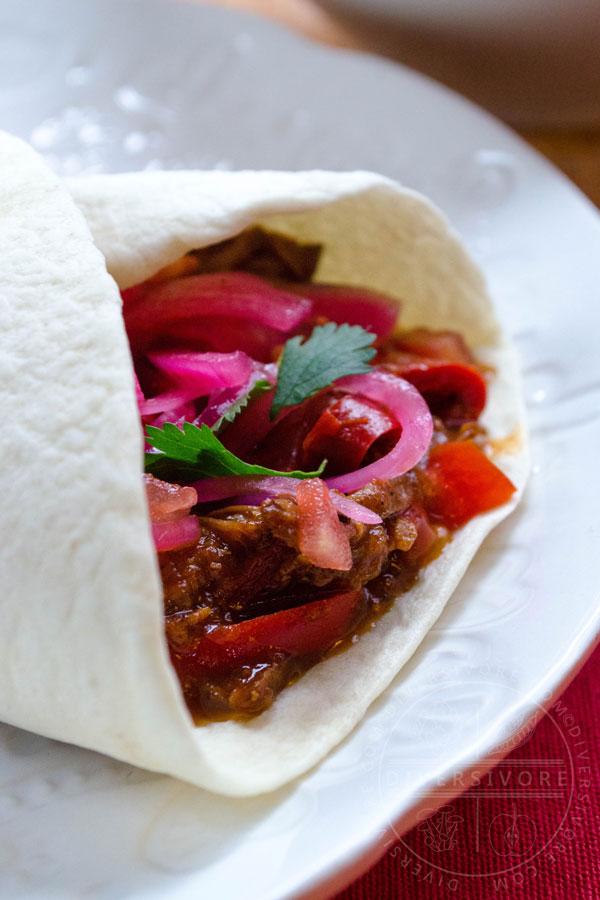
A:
[0, 131, 528, 796]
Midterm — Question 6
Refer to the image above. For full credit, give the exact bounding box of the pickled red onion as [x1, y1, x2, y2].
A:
[150, 404, 195, 429]
[288, 282, 398, 338]
[144, 474, 198, 523]
[297, 478, 352, 571]
[190, 475, 382, 525]
[325, 371, 433, 493]
[152, 516, 200, 551]
[328, 491, 383, 524]
[149, 350, 253, 394]
[139, 350, 255, 418]
[196, 362, 277, 429]
[145, 474, 200, 551]
[140, 388, 199, 416]
[126, 271, 312, 342]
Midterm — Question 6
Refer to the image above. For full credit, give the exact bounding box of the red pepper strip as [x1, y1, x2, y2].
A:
[391, 328, 476, 366]
[302, 394, 399, 474]
[170, 590, 361, 675]
[385, 355, 486, 426]
[124, 272, 311, 357]
[425, 441, 516, 528]
[154, 316, 285, 363]
[296, 478, 352, 571]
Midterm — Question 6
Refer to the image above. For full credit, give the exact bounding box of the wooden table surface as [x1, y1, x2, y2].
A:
[195, 0, 600, 208]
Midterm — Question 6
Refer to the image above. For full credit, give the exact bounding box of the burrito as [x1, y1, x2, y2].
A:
[0, 132, 528, 796]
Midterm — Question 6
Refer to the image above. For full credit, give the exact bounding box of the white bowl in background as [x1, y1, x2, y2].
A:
[319, 0, 600, 126]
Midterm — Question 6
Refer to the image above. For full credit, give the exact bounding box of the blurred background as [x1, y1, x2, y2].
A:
[201, 0, 600, 205]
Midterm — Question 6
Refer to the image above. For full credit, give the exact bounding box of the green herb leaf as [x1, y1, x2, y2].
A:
[144, 421, 326, 480]
[271, 322, 376, 420]
[144, 453, 210, 483]
[212, 379, 272, 435]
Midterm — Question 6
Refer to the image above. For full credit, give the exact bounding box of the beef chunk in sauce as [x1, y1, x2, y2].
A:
[160, 473, 424, 621]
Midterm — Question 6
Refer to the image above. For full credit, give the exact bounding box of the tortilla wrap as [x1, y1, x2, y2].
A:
[0, 131, 528, 796]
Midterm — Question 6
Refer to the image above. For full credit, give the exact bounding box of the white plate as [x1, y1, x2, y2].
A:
[1, 1, 599, 898]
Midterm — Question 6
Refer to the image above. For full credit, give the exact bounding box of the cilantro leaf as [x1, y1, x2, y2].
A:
[144, 421, 326, 480]
[212, 379, 272, 435]
[144, 454, 210, 483]
[271, 322, 376, 420]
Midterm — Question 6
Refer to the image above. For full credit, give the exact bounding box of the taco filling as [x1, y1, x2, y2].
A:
[127, 229, 515, 723]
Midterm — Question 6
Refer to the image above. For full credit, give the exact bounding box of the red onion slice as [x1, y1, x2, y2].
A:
[149, 405, 195, 429]
[149, 350, 253, 393]
[126, 271, 313, 342]
[325, 371, 433, 493]
[328, 491, 383, 524]
[196, 362, 277, 429]
[144, 474, 198, 523]
[152, 516, 200, 552]
[145, 474, 200, 551]
[288, 282, 399, 338]
[297, 478, 352, 570]
[140, 350, 255, 418]
[190, 475, 382, 525]
[140, 388, 200, 416]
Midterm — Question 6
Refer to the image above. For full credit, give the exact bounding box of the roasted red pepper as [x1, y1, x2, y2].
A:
[390, 328, 476, 366]
[425, 440, 516, 528]
[170, 590, 361, 675]
[384, 354, 486, 426]
[301, 394, 399, 473]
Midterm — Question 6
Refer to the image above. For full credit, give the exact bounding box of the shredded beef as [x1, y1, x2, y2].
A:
[349, 470, 424, 518]
[182, 655, 305, 719]
[160, 474, 423, 620]
[160, 514, 296, 617]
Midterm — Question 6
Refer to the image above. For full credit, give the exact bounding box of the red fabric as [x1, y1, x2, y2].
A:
[335, 645, 600, 900]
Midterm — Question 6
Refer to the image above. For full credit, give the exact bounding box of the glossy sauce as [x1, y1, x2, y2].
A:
[182, 528, 451, 724]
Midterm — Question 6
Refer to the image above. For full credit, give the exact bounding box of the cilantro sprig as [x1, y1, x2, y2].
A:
[144, 322, 376, 480]
[145, 422, 325, 481]
[270, 322, 376, 419]
[212, 379, 271, 435]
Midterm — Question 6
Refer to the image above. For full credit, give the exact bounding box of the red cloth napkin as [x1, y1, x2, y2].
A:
[336, 644, 600, 899]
